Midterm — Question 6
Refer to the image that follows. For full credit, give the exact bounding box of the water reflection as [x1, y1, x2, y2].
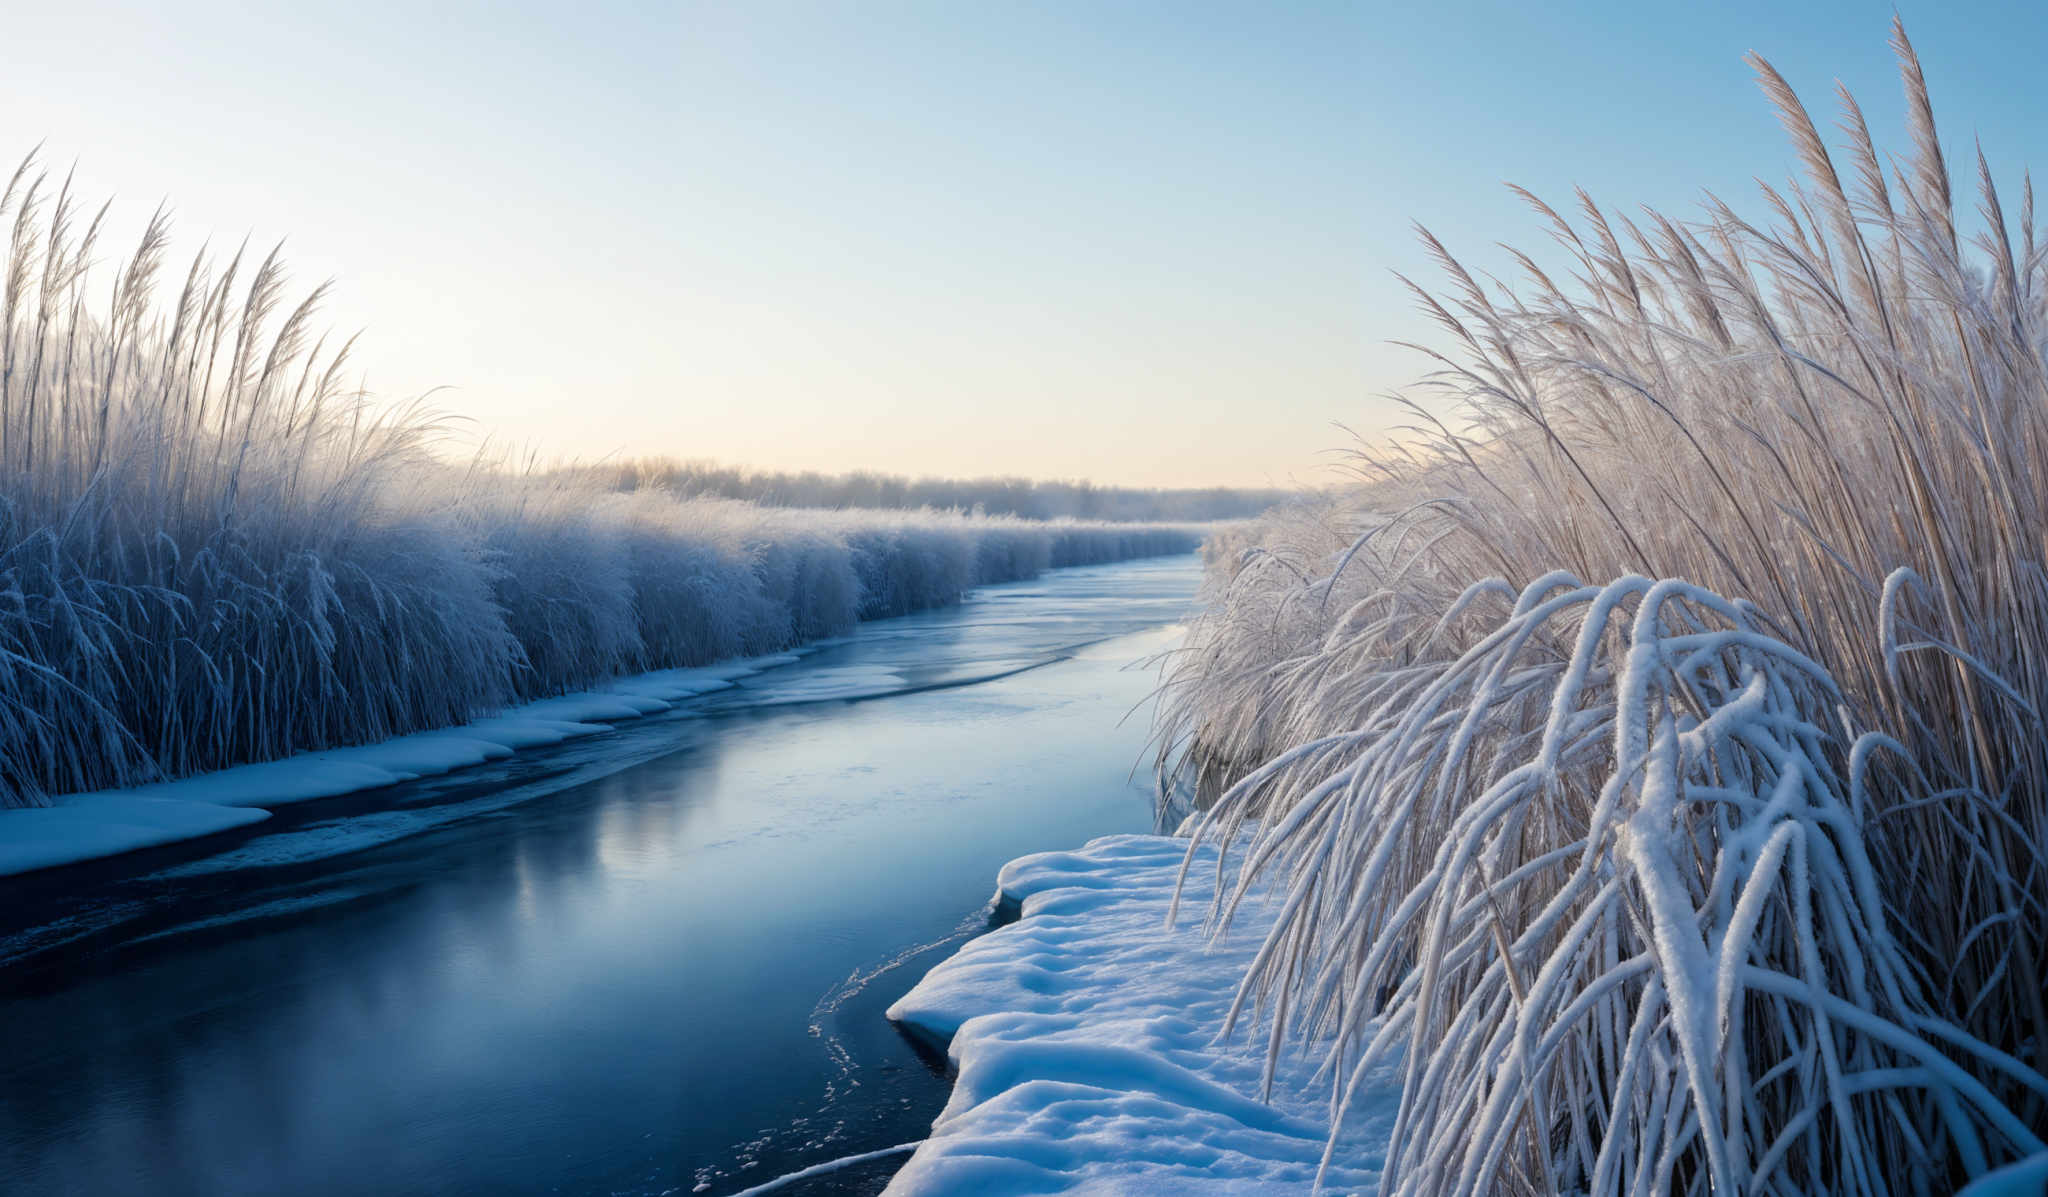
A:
[0, 556, 1200, 1197]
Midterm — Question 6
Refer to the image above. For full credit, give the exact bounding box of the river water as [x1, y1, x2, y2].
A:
[0, 554, 1201, 1197]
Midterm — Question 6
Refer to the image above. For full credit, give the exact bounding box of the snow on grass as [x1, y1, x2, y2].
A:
[885, 834, 1396, 1195]
[1170, 574, 2046, 1194]
[1150, 22, 2048, 1191]
[0, 148, 1208, 812]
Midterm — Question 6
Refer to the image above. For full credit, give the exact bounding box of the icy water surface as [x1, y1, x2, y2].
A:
[0, 554, 1201, 1197]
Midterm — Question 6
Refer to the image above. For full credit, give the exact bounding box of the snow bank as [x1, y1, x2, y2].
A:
[0, 658, 782, 877]
[885, 834, 1395, 1195]
[0, 794, 272, 876]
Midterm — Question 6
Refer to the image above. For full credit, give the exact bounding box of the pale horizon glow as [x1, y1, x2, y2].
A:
[4, 1, 2042, 488]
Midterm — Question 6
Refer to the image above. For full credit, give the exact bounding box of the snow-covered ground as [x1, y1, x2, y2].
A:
[885, 834, 1396, 1194]
[0, 657, 790, 877]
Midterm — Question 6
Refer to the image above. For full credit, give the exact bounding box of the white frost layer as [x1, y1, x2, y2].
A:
[0, 657, 789, 877]
[885, 834, 1396, 1195]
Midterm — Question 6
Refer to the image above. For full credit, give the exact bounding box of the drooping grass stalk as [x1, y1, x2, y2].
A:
[1158, 19, 2048, 1192]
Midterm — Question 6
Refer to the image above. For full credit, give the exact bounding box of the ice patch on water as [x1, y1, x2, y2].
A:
[739, 665, 910, 705]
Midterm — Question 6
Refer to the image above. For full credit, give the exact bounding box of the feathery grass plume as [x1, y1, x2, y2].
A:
[615, 492, 780, 666]
[459, 470, 641, 699]
[1158, 19, 2047, 1192]
[588, 456, 1293, 522]
[1177, 573, 2044, 1194]
[0, 147, 1206, 810]
[738, 504, 865, 647]
[0, 153, 513, 804]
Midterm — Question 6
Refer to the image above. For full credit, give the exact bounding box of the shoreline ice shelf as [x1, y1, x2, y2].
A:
[886, 834, 1395, 1194]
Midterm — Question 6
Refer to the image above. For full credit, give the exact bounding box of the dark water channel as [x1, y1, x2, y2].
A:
[0, 555, 1200, 1196]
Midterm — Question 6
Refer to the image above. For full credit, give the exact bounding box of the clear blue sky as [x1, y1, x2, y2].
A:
[4, 1, 2041, 487]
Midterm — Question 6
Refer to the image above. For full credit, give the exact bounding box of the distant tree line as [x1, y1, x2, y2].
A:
[581, 459, 1293, 522]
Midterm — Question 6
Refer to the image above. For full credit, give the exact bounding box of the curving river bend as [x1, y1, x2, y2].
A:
[0, 554, 1200, 1197]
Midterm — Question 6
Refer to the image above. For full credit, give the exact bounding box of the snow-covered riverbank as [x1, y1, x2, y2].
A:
[0, 558, 1217, 1197]
[885, 834, 1395, 1194]
[0, 656, 795, 877]
[0, 545, 1218, 880]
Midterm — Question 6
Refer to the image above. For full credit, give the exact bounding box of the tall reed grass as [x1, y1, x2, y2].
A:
[0, 155, 1201, 810]
[591, 457, 1292, 522]
[1158, 21, 2047, 1194]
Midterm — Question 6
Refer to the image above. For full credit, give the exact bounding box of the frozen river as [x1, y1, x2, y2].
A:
[0, 554, 1201, 1197]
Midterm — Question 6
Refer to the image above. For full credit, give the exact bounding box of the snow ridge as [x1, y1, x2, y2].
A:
[886, 834, 1396, 1195]
[0, 657, 782, 876]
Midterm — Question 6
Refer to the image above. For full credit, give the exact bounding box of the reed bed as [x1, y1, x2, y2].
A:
[1158, 21, 2048, 1194]
[588, 457, 1291, 522]
[0, 156, 1201, 809]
